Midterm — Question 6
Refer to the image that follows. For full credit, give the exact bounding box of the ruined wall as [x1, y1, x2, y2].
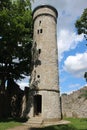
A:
[61, 86, 87, 118]
[0, 80, 25, 118]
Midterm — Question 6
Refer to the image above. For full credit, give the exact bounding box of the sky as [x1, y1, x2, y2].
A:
[18, 0, 87, 94]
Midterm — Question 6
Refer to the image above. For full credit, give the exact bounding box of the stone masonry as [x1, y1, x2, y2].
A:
[26, 5, 61, 122]
[61, 86, 87, 118]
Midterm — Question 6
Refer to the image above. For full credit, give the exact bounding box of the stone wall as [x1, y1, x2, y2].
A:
[0, 80, 25, 118]
[61, 86, 87, 118]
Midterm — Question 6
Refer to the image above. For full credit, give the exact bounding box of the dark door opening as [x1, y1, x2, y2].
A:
[34, 95, 42, 116]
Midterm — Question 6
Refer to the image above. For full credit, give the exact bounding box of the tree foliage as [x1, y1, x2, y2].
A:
[75, 9, 87, 83]
[0, 0, 33, 90]
[75, 8, 87, 40]
[84, 72, 87, 82]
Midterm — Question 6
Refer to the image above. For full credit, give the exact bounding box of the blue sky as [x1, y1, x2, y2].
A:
[18, 0, 87, 94]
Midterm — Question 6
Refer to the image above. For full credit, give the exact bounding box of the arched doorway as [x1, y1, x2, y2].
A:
[34, 95, 42, 116]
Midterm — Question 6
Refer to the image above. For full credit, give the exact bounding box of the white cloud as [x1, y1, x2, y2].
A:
[68, 83, 81, 89]
[64, 51, 87, 77]
[18, 82, 29, 90]
[32, 0, 85, 61]
[17, 76, 30, 90]
[32, 0, 87, 12]
[32, 0, 87, 30]
[58, 30, 84, 61]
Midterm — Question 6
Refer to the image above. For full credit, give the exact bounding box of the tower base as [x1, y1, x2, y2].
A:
[25, 116, 69, 128]
[26, 89, 62, 121]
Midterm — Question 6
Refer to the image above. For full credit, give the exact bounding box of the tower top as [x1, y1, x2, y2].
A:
[32, 5, 58, 18]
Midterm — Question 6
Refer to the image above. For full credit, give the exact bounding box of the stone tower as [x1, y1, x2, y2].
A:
[27, 5, 61, 122]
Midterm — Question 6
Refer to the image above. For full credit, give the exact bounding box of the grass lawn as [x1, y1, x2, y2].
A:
[0, 118, 87, 130]
[67, 118, 87, 130]
[0, 118, 22, 130]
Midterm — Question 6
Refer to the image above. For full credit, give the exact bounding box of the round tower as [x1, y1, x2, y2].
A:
[28, 5, 61, 121]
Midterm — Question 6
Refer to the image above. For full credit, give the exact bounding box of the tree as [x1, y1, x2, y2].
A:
[0, 0, 33, 91]
[75, 8, 87, 40]
[75, 9, 87, 83]
[84, 72, 87, 82]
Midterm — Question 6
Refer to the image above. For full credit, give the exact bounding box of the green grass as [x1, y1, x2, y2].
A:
[0, 118, 87, 130]
[0, 118, 22, 130]
[66, 118, 87, 130]
[31, 118, 87, 130]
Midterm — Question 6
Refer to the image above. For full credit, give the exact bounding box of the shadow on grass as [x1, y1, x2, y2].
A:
[28, 124, 87, 130]
[28, 125, 77, 130]
[0, 117, 28, 123]
[80, 118, 87, 122]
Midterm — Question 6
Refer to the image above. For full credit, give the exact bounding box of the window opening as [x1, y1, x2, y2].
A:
[38, 49, 41, 54]
[37, 30, 39, 34]
[39, 21, 41, 25]
[40, 29, 43, 33]
[37, 75, 40, 78]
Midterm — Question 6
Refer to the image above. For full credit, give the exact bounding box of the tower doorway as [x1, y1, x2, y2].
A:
[34, 95, 42, 116]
